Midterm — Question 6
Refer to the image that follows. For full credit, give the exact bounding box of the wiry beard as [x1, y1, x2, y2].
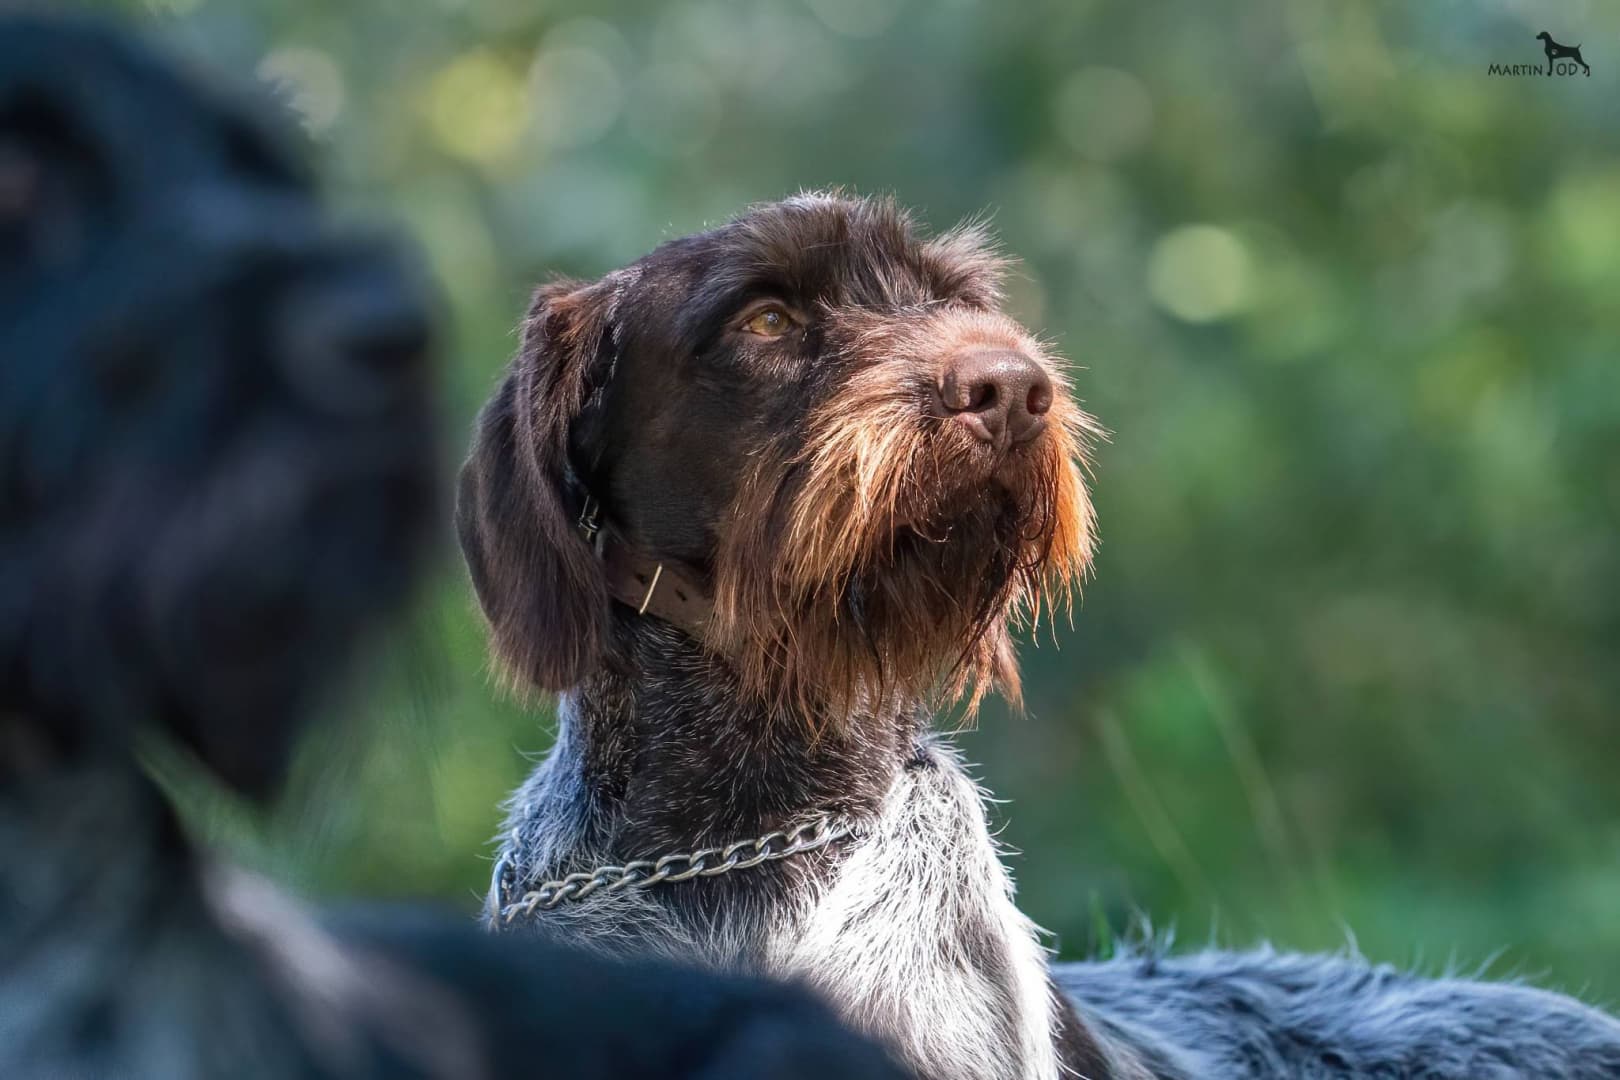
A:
[707, 337, 1097, 727]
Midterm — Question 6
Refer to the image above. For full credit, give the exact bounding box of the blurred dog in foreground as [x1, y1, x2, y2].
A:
[0, 17, 908, 1080]
[460, 192, 1620, 1078]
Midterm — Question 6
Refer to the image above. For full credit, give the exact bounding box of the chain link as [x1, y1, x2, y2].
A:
[498, 813, 853, 925]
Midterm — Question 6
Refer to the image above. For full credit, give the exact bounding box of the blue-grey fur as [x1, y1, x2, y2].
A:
[488, 619, 1081, 1080]
[491, 644, 1620, 1080]
[489, 649, 1620, 1079]
[1060, 947, 1620, 1078]
[497, 709, 1620, 1079]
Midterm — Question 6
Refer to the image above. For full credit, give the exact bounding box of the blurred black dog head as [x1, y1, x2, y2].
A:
[0, 18, 438, 796]
[0, 24, 914, 1080]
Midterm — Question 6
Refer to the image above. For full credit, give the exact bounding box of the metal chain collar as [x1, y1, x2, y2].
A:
[498, 812, 854, 925]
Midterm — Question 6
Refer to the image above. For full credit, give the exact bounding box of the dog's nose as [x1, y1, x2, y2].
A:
[937, 349, 1052, 448]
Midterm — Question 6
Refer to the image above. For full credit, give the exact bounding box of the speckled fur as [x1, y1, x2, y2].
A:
[489, 621, 1088, 1080]
[1060, 947, 1620, 1078]
[490, 619, 1620, 1080]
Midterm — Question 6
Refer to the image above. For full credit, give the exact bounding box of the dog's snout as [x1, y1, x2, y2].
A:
[279, 267, 431, 416]
[937, 349, 1051, 448]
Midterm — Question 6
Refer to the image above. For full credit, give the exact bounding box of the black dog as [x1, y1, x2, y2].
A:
[1537, 31, 1591, 75]
[0, 17, 908, 1080]
[459, 192, 1620, 1079]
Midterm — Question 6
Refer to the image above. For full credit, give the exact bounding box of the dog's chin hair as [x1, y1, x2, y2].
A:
[707, 371, 1096, 728]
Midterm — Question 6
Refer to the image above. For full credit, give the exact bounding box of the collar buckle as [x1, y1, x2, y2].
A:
[576, 494, 603, 551]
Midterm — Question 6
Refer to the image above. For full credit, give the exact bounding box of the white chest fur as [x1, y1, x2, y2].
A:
[765, 742, 1061, 1080]
[493, 730, 1062, 1080]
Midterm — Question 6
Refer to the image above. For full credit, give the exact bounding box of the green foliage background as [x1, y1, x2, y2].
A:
[120, 0, 1620, 997]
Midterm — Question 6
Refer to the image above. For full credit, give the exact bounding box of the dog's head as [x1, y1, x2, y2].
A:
[0, 19, 437, 794]
[459, 193, 1096, 721]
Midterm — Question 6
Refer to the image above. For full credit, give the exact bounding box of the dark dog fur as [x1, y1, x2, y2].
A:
[0, 17, 909, 1080]
[462, 194, 1620, 1079]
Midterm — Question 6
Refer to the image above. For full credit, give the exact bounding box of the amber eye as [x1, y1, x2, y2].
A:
[742, 305, 794, 338]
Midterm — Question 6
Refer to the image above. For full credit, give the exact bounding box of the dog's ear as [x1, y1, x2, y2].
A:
[457, 278, 616, 693]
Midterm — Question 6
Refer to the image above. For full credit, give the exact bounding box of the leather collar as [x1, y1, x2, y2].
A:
[601, 537, 711, 636]
[566, 464, 711, 637]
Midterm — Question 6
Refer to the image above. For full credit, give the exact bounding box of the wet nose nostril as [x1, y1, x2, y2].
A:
[1026, 381, 1052, 418]
[940, 370, 997, 415]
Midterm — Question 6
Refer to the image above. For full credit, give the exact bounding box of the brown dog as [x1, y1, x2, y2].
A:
[460, 193, 1620, 1080]
[459, 192, 1111, 1079]
[459, 192, 1096, 722]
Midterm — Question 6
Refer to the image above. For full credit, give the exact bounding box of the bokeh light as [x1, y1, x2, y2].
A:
[1147, 224, 1255, 323]
[257, 46, 345, 134]
[423, 48, 529, 165]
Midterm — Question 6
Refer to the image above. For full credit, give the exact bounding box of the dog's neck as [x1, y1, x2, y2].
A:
[3, 741, 488, 1078]
[1, 750, 176, 944]
[492, 613, 1131, 1080]
[590, 614, 919, 850]
[491, 615, 916, 919]
[491, 612, 921, 972]
[0, 749, 315, 1077]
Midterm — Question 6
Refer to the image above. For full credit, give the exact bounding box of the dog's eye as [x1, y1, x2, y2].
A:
[742, 305, 795, 338]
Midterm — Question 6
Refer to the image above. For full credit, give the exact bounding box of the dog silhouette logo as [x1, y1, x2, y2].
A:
[1488, 31, 1593, 77]
[1536, 31, 1591, 76]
